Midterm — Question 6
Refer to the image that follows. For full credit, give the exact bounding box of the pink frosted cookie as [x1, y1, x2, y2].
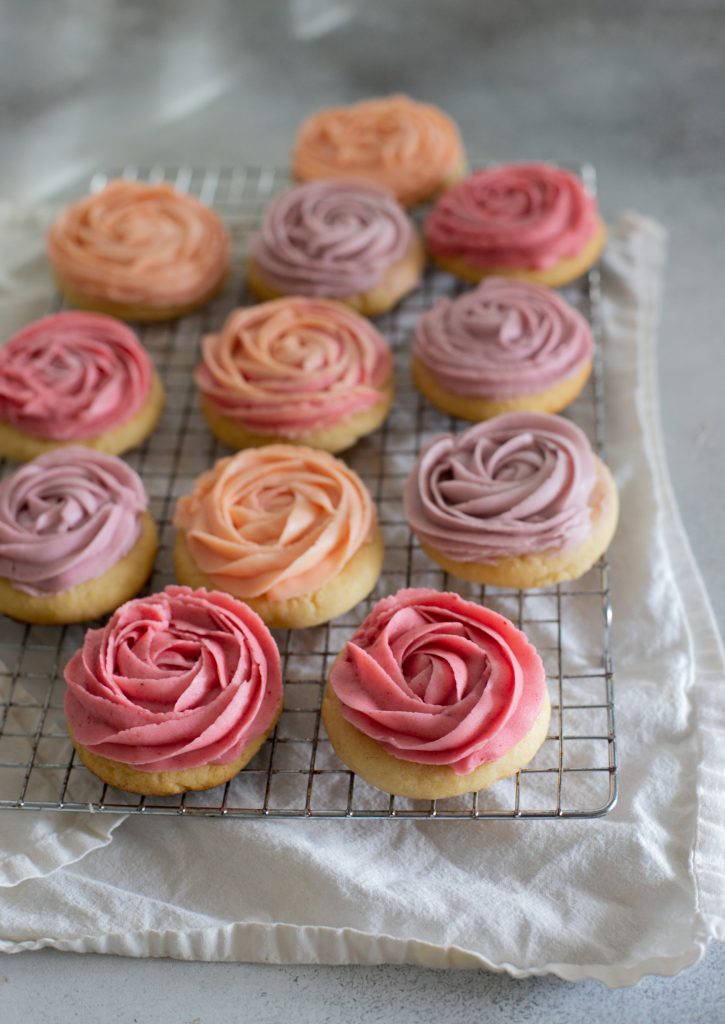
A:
[0, 447, 157, 624]
[322, 587, 550, 798]
[425, 163, 607, 287]
[247, 179, 424, 316]
[195, 297, 394, 453]
[64, 586, 283, 795]
[412, 277, 594, 419]
[404, 412, 619, 589]
[0, 311, 164, 461]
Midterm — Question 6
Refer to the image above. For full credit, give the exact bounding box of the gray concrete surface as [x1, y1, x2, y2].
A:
[0, 0, 723, 1020]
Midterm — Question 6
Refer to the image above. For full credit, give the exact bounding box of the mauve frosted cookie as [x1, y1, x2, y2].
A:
[247, 180, 424, 317]
[323, 588, 550, 798]
[0, 447, 157, 624]
[404, 413, 618, 589]
[412, 278, 594, 420]
[64, 586, 283, 796]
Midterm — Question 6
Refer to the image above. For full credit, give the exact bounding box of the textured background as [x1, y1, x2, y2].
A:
[1, 1, 723, 1019]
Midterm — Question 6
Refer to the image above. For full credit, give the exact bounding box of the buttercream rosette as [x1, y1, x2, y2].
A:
[323, 588, 550, 797]
[0, 311, 158, 448]
[249, 179, 413, 298]
[412, 277, 593, 408]
[47, 179, 229, 317]
[292, 94, 465, 207]
[64, 586, 282, 790]
[173, 445, 383, 628]
[404, 413, 618, 588]
[195, 297, 393, 451]
[0, 446, 156, 623]
[425, 163, 605, 285]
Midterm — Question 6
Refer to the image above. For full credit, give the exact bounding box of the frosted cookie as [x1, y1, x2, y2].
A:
[425, 163, 607, 287]
[247, 179, 424, 316]
[412, 278, 593, 419]
[323, 588, 550, 799]
[196, 297, 394, 453]
[173, 445, 383, 628]
[64, 586, 283, 796]
[0, 448, 157, 624]
[47, 179, 230, 321]
[292, 94, 465, 207]
[404, 413, 618, 589]
[0, 311, 164, 461]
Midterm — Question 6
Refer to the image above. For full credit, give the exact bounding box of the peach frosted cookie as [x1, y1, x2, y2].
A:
[47, 179, 229, 321]
[64, 586, 283, 796]
[425, 163, 606, 287]
[196, 297, 394, 454]
[292, 94, 465, 207]
[404, 412, 618, 589]
[323, 588, 550, 799]
[412, 278, 593, 420]
[247, 179, 423, 316]
[0, 311, 163, 461]
[0, 447, 156, 624]
[173, 445, 383, 629]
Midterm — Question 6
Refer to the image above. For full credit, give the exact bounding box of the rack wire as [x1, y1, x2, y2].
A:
[0, 164, 616, 819]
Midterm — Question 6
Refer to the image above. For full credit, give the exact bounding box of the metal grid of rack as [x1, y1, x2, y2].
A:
[0, 164, 616, 819]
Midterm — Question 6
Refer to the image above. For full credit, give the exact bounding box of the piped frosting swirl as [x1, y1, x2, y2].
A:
[47, 179, 229, 308]
[174, 445, 376, 600]
[0, 447, 147, 595]
[425, 163, 600, 270]
[64, 586, 282, 772]
[251, 179, 412, 297]
[196, 297, 392, 436]
[293, 95, 464, 207]
[404, 413, 598, 562]
[329, 588, 546, 774]
[413, 278, 594, 398]
[0, 311, 153, 440]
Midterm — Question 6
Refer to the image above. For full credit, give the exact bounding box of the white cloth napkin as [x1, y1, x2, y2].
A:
[0, 211, 722, 986]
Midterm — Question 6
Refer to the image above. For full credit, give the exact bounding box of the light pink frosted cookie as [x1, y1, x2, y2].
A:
[322, 587, 550, 798]
[64, 586, 283, 795]
[412, 277, 594, 419]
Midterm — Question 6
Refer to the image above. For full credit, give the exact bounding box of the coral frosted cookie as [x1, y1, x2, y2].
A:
[196, 297, 394, 453]
[64, 586, 283, 796]
[292, 94, 465, 207]
[247, 180, 424, 316]
[47, 179, 230, 321]
[0, 448, 157, 624]
[404, 413, 618, 589]
[0, 311, 164, 461]
[173, 445, 383, 629]
[412, 278, 594, 420]
[425, 163, 607, 287]
[323, 588, 550, 798]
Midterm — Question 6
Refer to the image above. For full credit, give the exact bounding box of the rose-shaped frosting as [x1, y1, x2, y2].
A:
[0, 311, 153, 440]
[196, 298, 392, 436]
[329, 588, 546, 773]
[413, 278, 594, 398]
[404, 413, 598, 562]
[293, 95, 464, 207]
[47, 180, 229, 308]
[250, 180, 412, 297]
[425, 163, 600, 270]
[174, 446, 376, 601]
[64, 586, 282, 772]
[0, 447, 147, 595]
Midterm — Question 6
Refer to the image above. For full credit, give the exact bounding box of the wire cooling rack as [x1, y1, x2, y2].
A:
[0, 164, 616, 819]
